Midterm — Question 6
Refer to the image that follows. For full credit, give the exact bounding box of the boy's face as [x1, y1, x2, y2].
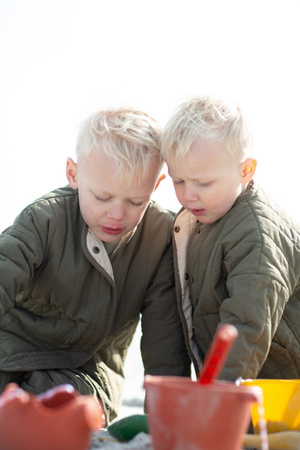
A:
[67, 147, 160, 242]
[168, 137, 250, 224]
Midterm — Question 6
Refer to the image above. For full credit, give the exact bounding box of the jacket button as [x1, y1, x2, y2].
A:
[196, 228, 200, 234]
[184, 273, 189, 280]
[93, 246, 100, 254]
[174, 225, 180, 232]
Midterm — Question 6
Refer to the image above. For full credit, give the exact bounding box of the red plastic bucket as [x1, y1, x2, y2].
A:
[145, 375, 262, 450]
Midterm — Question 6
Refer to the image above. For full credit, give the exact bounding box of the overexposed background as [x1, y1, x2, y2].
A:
[1, 0, 300, 411]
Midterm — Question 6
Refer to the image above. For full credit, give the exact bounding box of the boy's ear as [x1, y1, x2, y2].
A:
[240, 158, 257, 183]
[154, 173, 166, 191]
[66, 158, 78, 189]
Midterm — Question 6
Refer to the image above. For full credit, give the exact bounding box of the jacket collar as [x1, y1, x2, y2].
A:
[173, 209, 202, 369]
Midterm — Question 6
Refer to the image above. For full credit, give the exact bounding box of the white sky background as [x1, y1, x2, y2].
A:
[1, 0, 300, 231]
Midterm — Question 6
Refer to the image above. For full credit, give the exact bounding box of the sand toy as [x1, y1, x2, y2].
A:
[145, 324, 265, 450]
[0, 383, 105, 450]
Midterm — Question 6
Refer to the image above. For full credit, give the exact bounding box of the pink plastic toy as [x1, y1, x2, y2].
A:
[0, 383, 106, 450]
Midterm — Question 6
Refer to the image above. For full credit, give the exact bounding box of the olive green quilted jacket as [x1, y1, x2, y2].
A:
[0, 186, 190, 419]
[173, 181, 300, 380]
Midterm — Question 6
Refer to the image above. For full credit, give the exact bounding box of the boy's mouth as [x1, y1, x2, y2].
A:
[190, 208, 205, 216]
[101, 226, 124, 235]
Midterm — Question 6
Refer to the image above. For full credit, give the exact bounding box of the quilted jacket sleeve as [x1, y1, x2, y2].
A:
[218, 197, 300, 380]
[0, 207, 47, 319]
[139, 205, 191, 378]
[140, 241, 191, 377]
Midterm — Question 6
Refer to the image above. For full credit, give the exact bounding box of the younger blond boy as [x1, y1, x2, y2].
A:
[161, 95, 300, 380]
[0, 108, 190, 423]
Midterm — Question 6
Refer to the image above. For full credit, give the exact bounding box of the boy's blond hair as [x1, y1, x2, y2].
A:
[161, 95, 253, 165]
[76, 108, 163, 179]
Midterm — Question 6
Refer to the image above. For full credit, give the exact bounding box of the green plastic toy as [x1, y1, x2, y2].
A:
[107, 414, 149, 441]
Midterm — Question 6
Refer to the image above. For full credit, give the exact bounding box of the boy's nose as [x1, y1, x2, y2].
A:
[106, 204, 125, 220]
[182, 185, 199, 202]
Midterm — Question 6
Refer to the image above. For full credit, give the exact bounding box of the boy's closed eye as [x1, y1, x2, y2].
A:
[197, 181, 213, 188]
[129, 201, 144, 207]
[173, 179, 184, 185]
[173, 179, 213, 188]
[95, 195, 144, 208]
[95, 196, 111, 202]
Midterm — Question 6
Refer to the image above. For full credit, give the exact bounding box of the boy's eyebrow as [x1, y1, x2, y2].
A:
[169, 172, 207, 182]
[93, 188, 151, 201]
[92, 188, 111, 197]
[128, 194, 151, 201]
[168, 169, 179, 179]
[131, 191, 154, 200]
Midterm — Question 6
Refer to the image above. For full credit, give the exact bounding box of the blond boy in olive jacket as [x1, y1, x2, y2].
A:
[0, 108, 190, 423]
[161, 95, 300, 381]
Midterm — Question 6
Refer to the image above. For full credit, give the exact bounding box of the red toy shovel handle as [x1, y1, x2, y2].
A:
[198, 324, 238, 384]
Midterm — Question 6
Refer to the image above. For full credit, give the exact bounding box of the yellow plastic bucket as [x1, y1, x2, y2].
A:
[240, 379, 300, 434]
